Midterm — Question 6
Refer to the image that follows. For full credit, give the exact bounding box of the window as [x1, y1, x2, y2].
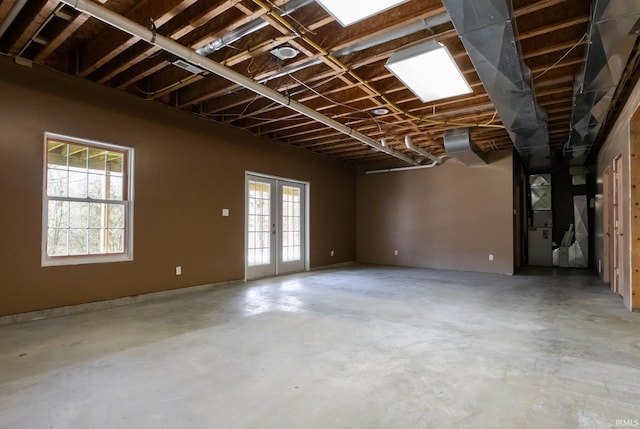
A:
[281, 185, 301, 262]
[247, 180, 272, 267]
[42, 133, 134, 266]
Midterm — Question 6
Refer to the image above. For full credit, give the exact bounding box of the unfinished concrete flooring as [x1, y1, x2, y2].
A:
[1, 266, 639, 428]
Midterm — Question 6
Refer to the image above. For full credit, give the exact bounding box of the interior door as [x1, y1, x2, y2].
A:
[612, 155, 623, 295]
[246, 174, 306, 280]
[602, 166, 611, 285]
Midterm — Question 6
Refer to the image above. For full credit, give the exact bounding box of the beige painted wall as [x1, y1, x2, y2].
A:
[595, 77, 640, 310]
[357, 151, 514, 274]
[0, 58, 356, 316]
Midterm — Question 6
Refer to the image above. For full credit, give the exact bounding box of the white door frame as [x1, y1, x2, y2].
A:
[245, 171, 310, 281]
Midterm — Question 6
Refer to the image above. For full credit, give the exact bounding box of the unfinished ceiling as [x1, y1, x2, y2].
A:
[1, 0, 639, 171]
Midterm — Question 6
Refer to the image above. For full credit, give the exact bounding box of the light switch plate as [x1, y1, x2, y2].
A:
[222, 208, 229, 217]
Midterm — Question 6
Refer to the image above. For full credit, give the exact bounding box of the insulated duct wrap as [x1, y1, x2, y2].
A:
[564, 0, 640, 165]
[440, 0, 551, 170]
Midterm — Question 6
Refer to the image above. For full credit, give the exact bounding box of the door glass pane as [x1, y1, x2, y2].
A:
[247, 180, 271, 267]
[282, 186, 301, 262]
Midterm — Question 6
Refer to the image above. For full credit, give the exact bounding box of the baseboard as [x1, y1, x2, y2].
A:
[311, 261, 356, 271]
[0, 279, 242, 325]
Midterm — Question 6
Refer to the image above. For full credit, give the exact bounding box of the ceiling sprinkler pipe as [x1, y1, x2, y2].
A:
[59, 0, 417, 166]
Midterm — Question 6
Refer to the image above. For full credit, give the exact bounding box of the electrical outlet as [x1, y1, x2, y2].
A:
[176, 266, 182, 276]
[394, 249, 398, 256]
[330, 250, 334, 257]
[222, 208, 229, 217]
[489, 254, 494, 261]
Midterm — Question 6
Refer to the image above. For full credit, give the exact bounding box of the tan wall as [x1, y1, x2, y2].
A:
[357, 151, 514, 274]
[595, 78, 640, 310]
[0, 58, 356, 316]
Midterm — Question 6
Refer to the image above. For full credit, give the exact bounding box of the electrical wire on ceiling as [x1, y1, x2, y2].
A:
[483, 110, 499, 126]
[535, 33, 588, 79]
[250, 0, 506, 131]
[265, 0, 317, 36]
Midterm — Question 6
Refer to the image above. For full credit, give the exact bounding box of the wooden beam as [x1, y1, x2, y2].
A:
[78, 0, 198, 77]
[34, 0, 108, 62]
[8, 0, 59, 55]
[518, 16, 589, 41]
[109, 0, 290, 88]
[0, 0, 18, 23]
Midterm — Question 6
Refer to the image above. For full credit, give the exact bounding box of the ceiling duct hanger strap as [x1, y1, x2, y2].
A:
[148, 18, 156, 44]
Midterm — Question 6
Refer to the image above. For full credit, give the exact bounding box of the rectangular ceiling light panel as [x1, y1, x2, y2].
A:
[315, 0, 409, 26]
[385, 41, 472, 103]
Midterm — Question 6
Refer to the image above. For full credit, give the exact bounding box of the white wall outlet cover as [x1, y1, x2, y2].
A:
[176, 266, 182, 275]
[222, 208, 229, 217]
[489, 254, 494, 261]
[394, 249, 398, 255]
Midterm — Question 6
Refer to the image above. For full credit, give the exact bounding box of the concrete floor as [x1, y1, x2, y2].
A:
[0, 266, 639, 428]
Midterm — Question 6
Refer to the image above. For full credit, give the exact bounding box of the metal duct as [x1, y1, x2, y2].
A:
[58, 0, 417, 165]
[196, 0, 314, 55]
[441, 0, 550, 170]
[261, 12, 451, 83]
[564, 0, 640, 165]
[443, 128, 487, 166]
[333, 12, 451, 57]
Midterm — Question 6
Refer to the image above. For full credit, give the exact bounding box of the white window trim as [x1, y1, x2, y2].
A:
[41, 132, 135, 267]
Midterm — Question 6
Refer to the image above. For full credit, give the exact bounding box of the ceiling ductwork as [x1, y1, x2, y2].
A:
[563, 0, 640, 165]
[261, 11, 451, 83]
[195, 0, 314, 56]
[443, 128, 487, 166]
[57, 0, 417, 166]
[441, 0, 550, 170]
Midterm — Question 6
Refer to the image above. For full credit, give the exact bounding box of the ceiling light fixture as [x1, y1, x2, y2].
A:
[271, 45, 299, 60]
[372, 107, 390, 116]
[385, 40, 472, 103]
[314, 0, 409, 27]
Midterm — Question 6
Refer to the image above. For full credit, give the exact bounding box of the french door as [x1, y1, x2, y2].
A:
[246, 174, 306, 280]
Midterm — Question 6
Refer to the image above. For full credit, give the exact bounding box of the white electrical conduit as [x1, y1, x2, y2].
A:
[0, 0, 29, 39]
[404, 135, 441, 163]
[59, 0, 417, 166]
[365, 160, 441, 174]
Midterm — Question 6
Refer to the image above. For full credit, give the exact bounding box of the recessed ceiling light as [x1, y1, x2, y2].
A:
[385, 40, 472, 103]
[315, 0, 409, 27]
[371, 108, 390, 116]
[271, 45, 299, 60]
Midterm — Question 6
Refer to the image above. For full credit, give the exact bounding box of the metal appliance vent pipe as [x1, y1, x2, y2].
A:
[59, 0, 417, 165]
[404, 135, 441, 163]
